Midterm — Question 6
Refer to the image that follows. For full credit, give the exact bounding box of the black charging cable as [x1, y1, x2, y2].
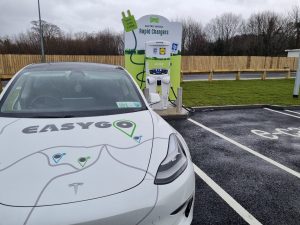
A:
[169, 86, 195, 113]
[129, 30, 146, 88]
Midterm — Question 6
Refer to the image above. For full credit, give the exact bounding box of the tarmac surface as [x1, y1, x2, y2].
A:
[183, 72, 296, 81]
[167, 108, 300, 225]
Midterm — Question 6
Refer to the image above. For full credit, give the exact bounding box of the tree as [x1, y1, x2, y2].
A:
[242, 11, 290, 55]
[1, 11, 299, 56]
[206, 13, 242, 42]
[181, 18, 208, 55]
[205, 13, 242, 55]
[288, 6, 300, 48]
[30, 20, 62, 40]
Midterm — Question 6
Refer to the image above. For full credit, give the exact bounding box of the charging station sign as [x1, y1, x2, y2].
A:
[123, 14, 182, 100]
[125, 15, 182, 55]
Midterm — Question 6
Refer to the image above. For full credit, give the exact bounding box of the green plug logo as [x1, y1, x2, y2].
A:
[150, 17, 159, 23]
[121, 10, 138, 32]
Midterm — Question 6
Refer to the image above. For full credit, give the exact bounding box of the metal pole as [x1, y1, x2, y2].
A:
[38, 0, 45, 63]
[293, 56, 300, 98]
[176, 87, 182, 113]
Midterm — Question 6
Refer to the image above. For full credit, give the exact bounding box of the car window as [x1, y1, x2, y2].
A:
[0, 68, 147, 117]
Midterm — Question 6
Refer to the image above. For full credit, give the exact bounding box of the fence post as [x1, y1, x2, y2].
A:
[0, 54, 3, 91]
[236, 70, 241, 80]
[261, 70, 267, 80]
[209, 70, 213, 81]
[0, 74, 2, 92]
[180, 71, 183, 83]
[286, 69, 291, 79]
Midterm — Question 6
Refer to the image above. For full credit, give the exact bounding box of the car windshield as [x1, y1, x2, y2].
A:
[0, 65, 147, 118]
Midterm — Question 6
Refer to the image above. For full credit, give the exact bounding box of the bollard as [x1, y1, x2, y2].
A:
[176, 87, 183, 113]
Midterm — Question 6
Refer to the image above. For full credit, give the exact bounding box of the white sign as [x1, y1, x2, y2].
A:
[124, 15, 182, 54]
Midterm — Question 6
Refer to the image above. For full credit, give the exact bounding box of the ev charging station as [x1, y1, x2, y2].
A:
[122, 11, 185, 115]
[145, 41, 171, 110]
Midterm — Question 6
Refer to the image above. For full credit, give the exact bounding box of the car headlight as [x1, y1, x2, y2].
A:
[154, 133, 188, 185]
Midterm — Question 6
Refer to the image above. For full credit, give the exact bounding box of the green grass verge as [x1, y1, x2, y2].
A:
[182, 79, 300, 107]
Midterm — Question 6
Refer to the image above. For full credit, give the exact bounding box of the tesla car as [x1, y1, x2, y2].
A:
[0, 62, 195, 225]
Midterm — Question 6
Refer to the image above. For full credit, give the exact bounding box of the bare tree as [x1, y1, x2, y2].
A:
[30, 20, 62, 40]
[1, 11, 300, 56]
[205, 13, 242, 42]
[288, 6, 300, 48]
[242, 11, 290, 55]
[205, 13, 242, 55]
[181, 18, 207, 55]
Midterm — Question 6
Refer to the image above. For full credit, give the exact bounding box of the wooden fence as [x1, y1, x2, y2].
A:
[0, 54, 124, 79]
[181, 56, 298, 73]
[0, 54, 298, 80]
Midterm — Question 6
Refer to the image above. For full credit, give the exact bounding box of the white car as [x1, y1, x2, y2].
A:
[0, 62, 195, 225]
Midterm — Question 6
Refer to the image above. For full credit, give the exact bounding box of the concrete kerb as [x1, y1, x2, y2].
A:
[191, 104, 300, 112]
[163, 104, 300, 120]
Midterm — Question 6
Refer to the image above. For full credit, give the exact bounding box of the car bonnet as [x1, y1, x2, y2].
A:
[0, 110, 154, 207]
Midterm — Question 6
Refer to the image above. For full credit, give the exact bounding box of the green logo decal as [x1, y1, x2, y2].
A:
[113, 120, 136, 138]
[78, 156, 91, 168]
[121, 10, 138, 32]
[150, 17, 159, 23]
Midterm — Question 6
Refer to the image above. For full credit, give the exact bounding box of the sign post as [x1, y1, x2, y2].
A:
[293, 57, 300, 98]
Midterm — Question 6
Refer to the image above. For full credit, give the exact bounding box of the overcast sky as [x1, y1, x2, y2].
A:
[0, 0, 299, 36]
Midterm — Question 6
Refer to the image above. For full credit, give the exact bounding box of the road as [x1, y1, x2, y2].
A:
[167, 108, 300, 225]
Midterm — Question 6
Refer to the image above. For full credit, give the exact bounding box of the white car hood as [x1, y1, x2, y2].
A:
[0, 110, 154, 207]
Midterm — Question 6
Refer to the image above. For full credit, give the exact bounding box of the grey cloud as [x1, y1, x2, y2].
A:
[0, 0, 298, 36]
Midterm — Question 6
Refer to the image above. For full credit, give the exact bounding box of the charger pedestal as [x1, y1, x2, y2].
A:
[145, 87, 188, 119]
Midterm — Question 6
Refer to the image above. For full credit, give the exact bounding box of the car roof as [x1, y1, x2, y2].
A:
[24, 62, 123, 72]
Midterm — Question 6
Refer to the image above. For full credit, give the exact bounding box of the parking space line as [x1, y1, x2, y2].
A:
[188, 118, 300, 179]
[264, 108, 300, 119]
[285, 109, 300, 115]
[193, 163, 262, 225]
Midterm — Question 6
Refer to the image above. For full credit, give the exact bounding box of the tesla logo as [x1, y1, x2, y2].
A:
[69, 182, 84, 195]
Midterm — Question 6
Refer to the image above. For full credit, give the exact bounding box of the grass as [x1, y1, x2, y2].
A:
[2, 79, 299, 108]
[182, 79, 300, 107]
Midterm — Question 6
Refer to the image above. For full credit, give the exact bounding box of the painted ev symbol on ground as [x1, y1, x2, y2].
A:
[251, 127, 300, 139]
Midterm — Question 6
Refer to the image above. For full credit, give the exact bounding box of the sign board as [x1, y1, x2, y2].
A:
[123, 14, 182, 100]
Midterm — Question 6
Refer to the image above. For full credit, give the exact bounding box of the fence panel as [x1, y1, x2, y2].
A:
[0, 54, 298, 79]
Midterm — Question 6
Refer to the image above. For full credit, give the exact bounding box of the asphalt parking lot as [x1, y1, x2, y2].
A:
[167, 108, 300, 225]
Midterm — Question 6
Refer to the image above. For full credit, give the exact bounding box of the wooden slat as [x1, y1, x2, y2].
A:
[0, 54, 297, 78]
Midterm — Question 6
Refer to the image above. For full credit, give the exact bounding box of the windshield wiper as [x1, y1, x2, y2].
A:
[33, 114, 75, 118]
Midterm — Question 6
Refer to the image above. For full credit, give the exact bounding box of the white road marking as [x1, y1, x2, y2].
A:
[264, 108, 300, 119]
[193, 164, 262, 225]
[285, 109, 300, 115]
[188, 118, 300, 179]
[251, 127, 300, 139]
[251, 129, 278, 140]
